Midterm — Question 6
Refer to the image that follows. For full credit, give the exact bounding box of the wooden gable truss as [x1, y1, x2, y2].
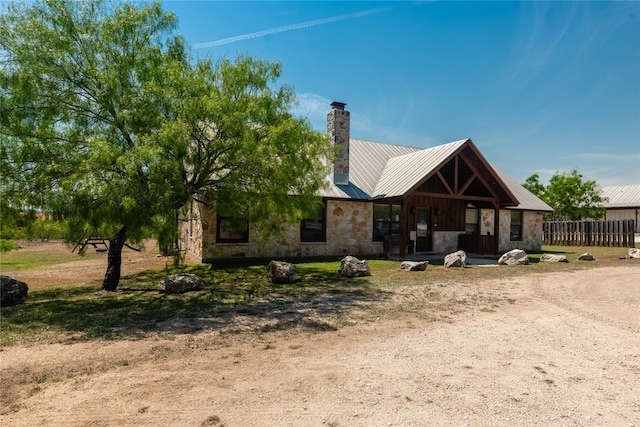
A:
[395, 140, 519, 257]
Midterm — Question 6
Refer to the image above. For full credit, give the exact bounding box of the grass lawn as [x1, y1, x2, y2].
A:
[0, 242, 103, 271]
[0, 244, 635, 346]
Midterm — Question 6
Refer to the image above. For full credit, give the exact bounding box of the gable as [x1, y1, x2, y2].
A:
[320, 137, 554, 213]
[372, 139, 518, 207]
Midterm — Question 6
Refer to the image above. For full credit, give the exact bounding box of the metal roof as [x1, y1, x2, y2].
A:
[350, 138, 421, 196]
[320, 137, 552, 212]
[601, 184, 640, 208]
[373, 139, 467, 198]
[493, 167, 554, 212]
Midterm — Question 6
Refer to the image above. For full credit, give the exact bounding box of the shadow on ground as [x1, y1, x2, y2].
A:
[1, 263, 390, 342]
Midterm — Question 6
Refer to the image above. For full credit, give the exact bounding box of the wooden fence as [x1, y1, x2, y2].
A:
[543, 219, 636, 247]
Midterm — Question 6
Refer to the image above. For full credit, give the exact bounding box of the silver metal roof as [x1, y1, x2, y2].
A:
[601, 184, 640, 208]
[493, 167, 554, 212]
[373, 139, 467, 198]
[349, 138, 420, 195]
[320, 137, 552, 212]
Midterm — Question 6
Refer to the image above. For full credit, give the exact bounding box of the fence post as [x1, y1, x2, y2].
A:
[543, 219, 635, 248]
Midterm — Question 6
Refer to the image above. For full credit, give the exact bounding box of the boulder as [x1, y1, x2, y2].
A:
[444, 250, 467, 268]
[338, 256, 371, 278]
[267, 260, 298, 284]
[400, 261, 428, 271]
[158, 273, 203, 294]
[540, 253, 569, 263]
[0, 275, 29, 306]
[498, 249, 530, 265]
[577, 253, 597, 261]
[628, 248, 640, 259]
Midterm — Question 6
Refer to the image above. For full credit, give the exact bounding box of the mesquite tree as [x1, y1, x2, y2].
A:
[523, 170, 607, 221]
[1, 0, 333, 291]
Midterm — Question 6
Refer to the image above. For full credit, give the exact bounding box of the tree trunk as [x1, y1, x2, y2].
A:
[102, 226, 127, 292]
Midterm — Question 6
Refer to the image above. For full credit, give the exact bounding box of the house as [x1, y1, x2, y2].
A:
[601, 184, 640, 233]
[181, 102, 553, 262]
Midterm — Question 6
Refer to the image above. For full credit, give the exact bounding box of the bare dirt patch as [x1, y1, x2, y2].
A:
[1, 245, 639, 426]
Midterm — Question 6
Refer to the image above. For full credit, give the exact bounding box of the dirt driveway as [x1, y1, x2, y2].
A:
[1, 250, 639, 426]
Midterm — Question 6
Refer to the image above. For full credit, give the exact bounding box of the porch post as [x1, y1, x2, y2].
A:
[400, 198, 408, 258]
[493, 202, 500, 255]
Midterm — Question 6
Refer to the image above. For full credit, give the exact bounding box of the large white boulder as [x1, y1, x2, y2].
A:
[444, 250, 467, 268]
[498, 249, 529, 265]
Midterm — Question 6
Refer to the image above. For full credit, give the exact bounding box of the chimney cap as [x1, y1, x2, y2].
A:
[331, 101, 347, 110]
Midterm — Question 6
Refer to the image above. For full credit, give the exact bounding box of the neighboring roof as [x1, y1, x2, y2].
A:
[493, 167, 554, 212]
[601, 184, 640, 208]
[320, 137, 551, 212]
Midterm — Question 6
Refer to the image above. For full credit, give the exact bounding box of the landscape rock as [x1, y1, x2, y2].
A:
[158, 273, 203, 294]
[400, 261, 428, 271]
[444, 250, 467, 268]
[498, 249, 530, 265]
[0, 275, 29, 306]
[338, 256, 371, 278]
[628, 248, 640, 259]
[267, 260, 298, 284]
[540, 253, 569, 263]
[577, 253, 597, 261]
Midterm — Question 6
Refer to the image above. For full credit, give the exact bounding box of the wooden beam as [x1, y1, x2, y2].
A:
[493, 202, 500, 254]
[436, 170, 454, 195]
[459, 151, 501, 201]
[458, 173, 476, 195]
[411, 191, 498, 203]
[454, 155, 459, 194]
[400, 197, 408, 258]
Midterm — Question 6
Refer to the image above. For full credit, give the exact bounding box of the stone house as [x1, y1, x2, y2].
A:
[181, 102, 553, 262]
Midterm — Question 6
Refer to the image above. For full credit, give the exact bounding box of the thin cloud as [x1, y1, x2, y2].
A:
[193, 6, 393, 49]
[561, 153, 640, 161]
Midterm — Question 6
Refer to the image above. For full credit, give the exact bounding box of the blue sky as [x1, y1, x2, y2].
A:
[164, 1, 640, 186]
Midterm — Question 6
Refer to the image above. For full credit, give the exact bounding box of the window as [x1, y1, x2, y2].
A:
[216, 216, 248, 243]
[510, 211, 523, 241]
[465, 208, 478, 234]
[373, 204, 401, 241]
[301, 203, 326, 242]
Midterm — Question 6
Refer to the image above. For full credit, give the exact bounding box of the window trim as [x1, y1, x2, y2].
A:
[510, 210, 523, 241]
[300, 202, 327, 243]
[373, 203, 401, 242]
[216, 216, 249, 243]
[465, 207, 479, 235]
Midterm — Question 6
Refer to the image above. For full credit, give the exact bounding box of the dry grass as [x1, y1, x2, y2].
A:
[0, 242, 635, 347]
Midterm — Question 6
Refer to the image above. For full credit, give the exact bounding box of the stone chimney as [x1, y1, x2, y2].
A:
[327, 101, 350, 185]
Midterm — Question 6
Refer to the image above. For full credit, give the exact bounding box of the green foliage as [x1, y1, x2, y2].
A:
[0, 200, 67, 241]
[522, 173, 546, 199]
[27, 218, 68, 242]
[523, 170, 607, 220]
[1, 0, 333, 288]
[0, 239, 19, 252]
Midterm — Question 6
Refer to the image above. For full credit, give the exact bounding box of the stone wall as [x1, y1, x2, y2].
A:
[433, 231, 464, 253]
[479, 209, 544, 252]
[498, 210, 543, 252]
[181, 201, 546, 260]
[188, 200, 382, 261]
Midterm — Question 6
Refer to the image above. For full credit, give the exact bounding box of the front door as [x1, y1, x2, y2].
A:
[415, 208, 432, 252]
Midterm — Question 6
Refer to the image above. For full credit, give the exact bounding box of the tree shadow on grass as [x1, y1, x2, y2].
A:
[1, 262, 391, 343]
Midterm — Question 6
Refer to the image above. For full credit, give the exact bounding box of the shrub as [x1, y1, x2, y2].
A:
[0, 239, 19, 252]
